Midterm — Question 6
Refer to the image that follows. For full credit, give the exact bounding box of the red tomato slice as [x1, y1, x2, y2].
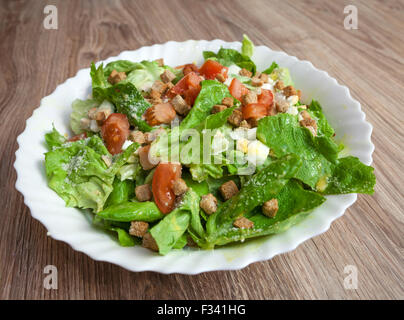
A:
[184, 86, 201, 105]
[68, 132, 87, 142]
[101, 113, 130, 155]
[199, 60, 228, 80]
[258, 89, 274, 107]
[152, 162, 182, 214]
[242, 103, 268, 120]
[168, 72, 201, 97]
[229, 78, 249, 101]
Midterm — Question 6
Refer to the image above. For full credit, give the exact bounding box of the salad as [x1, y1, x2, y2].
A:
[44, 35, 375, 255]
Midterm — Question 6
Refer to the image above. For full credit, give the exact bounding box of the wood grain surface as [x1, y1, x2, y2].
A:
[1, 0, 403, 300]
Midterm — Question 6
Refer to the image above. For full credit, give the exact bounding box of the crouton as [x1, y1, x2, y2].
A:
[239, 68, 252, 78]
[154, 58, 164, 67]
[108, 69, 127, 85]
[211, 104, 228, 114]
[144, 103, 176, 126]
[183, 63, 198, 76]
[260, 73, 269, 83]
[273, 80, 285, 91]
[149, 88, 162, 100]
[227, 109, 243, 127]
[80, 117, 90, 130]
[283, 85, 297, 98]
[262, 198, 278, 218]
[138, 145, 159, 170]
[95, 109, 111, 125]
[297, 89, 302, 100]
[276, 100, 289, 113]
[152, 80, 168, 94]
[221, 97, 234, 107]
[219, 180, 239, 200]
[242, 91, 258, 105]
[172, 178, 188, 196]
[171, 94, 190, 115]
[200, 193, 218, 215]
[247, 117, 259, 128]
[160, 69, 176, 83]
[251, 76, 264, 87]
[129, 221, 149, 237]
[142, 233, 159, 252]
[215, 73, 226, 83]
[129, 130, 145, 144]
[87, 107, 98, 120]
[300, 118, 318, 135]
[233, 217, 254, 229]
[135, 184, 152, 202]
[239, 120, 251, 129]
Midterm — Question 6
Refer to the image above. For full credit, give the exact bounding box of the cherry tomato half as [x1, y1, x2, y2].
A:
[229, 78, 249, 101]
[199, 60, 228, 80]
[152, 162, 182, 214]
[101, 113, 130, 155]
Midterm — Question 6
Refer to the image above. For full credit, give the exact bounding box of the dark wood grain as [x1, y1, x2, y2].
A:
[0, 0, 403, 300]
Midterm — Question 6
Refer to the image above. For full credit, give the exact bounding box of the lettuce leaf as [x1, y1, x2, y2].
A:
[180, 80, 233, 130]
[257, 113, 375, 194]
[262, 62, 279, 75]
[306, 100, 335, 138]
[70, 98, 100, 134]
[97, 201, 164, 222]
[45, 135, 114, 212]
[205, 154, 302, 241]
[202, 48, 256, 73]
[104, 179, 135, 207]
[45, 126, 66, 150]
[150, 188, 205, 255]
[104, 82, 152, 132]
[45, 131, 138, 212]
[241, 34, 254, 58]
[203, 180, 325, 247]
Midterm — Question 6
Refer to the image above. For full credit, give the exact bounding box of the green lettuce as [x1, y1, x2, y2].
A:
[45, 135, 114, 212]
[257, 113, 375, 194]
[150, 188, 205, 255]
[180, 80, 233, 130]
[45, 126, 66, 150]
[45, 132, 138, 212]
[97, 201, 164, 222]
[70, 99, 100, 134]
[104, 179, 135, 207]
[241, 34, 254, 58]
[204, 180, 325, 247]
[262, 62, 279, 75]
[202, 48, 256, 74]
[306, 100, 335, 138]
[104, 82, 152, 132]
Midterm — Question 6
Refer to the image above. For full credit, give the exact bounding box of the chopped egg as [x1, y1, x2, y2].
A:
[122, 140, 134, 150]
[247, 140, 269, 166]
[286, 106, 299, 115]
[236, 138, 249, 153]
[211, 131, 229, 155]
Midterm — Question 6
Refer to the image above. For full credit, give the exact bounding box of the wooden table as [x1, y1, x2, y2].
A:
[1, 0, 403, 300]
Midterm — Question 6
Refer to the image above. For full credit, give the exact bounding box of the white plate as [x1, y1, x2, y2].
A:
[14, 40, 374, 274]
